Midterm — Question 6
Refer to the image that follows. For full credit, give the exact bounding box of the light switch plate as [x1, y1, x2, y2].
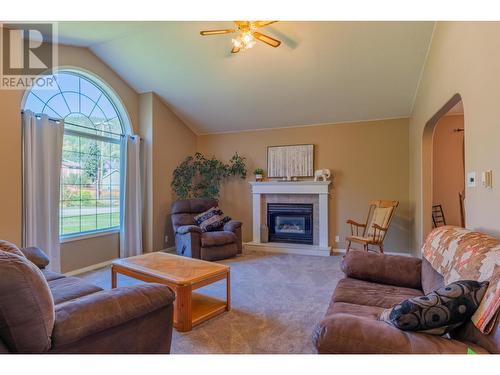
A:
[482, 170, 493, 189]
[467, 172, 476, 187]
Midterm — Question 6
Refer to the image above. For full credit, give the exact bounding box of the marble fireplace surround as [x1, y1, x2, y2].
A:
[245, 181, 332, 256]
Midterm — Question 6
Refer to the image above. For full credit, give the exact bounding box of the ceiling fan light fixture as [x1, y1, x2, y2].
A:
[231, 38, 243, 49]
[242, 32, 253, 44]
[200, 21, 281, 53]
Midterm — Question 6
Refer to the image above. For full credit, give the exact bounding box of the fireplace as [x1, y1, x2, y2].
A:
[267, 203, 313, 245]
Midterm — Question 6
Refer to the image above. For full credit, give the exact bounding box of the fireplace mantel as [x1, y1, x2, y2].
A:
[246, 180, 332, 256]
[249, 181, 330, 195]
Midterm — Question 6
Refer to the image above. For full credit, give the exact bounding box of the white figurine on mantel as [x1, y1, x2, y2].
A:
[314, 169, 331, 182]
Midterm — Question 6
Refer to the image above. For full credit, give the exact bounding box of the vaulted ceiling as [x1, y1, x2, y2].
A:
[57, 21, 435, 134]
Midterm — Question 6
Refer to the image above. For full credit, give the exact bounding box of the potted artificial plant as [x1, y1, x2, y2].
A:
[254, 168, 264, 181]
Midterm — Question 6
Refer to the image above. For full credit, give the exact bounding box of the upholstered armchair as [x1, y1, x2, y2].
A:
[171, 198, 243, 261]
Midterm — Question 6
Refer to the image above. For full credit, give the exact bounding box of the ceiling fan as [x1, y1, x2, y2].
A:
[200, 21, 281, 53]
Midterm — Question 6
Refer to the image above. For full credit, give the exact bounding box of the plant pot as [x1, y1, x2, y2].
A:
[255, 174, 263, 181]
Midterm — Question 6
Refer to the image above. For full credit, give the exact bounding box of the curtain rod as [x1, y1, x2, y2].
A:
[20, 111, 140, 139]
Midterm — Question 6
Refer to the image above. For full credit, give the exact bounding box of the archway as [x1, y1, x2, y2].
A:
[422, 93, 464, 238]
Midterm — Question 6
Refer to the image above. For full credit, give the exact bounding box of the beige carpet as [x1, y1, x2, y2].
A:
[79, 250, 344, 354]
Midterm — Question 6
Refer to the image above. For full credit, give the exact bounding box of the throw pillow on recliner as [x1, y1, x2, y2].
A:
[379, 280, 489, 335]
[194, 206, 231, 232]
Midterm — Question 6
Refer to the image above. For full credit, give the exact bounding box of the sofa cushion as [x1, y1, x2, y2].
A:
[313, 301, 488, 354]
[0, 250, 54, 353]
[0, 240, 26, 258]
[333, 277, 423, 308]
[49, 276, 103, 305]
[201, 231, 237, 247]
[379, 280, 489, 335]
[42, 269, 66, 282]
[342, 251, 422, 289]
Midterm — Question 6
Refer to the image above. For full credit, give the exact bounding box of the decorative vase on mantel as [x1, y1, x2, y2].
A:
[254, 168, 264, 182]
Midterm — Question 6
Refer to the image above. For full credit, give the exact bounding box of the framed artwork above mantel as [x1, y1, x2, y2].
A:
[267, 144, 314, 178]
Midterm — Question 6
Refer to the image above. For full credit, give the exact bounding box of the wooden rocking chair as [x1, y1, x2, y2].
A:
[345, 200, 399, 254]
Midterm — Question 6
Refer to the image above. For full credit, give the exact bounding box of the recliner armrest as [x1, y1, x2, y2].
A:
[223, 220, 242, 233]
[341, 250, 422, 289]
[52, 284, 174, 348]
[176, 225, 202, 235]
[20, 246, 50, 269]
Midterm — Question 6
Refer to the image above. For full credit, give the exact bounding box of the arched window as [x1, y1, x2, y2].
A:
[23, 70, 130, 238]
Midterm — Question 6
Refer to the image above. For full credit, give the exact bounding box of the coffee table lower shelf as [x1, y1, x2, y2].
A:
[111, 259, 230, 333]
[189, 293, 228, 328]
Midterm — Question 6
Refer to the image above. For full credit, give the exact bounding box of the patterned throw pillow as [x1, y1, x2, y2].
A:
[379, 280, 489, 335]
[194, 207, 231, 232]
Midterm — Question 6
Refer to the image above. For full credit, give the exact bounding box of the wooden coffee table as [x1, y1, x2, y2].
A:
[111, 252, 230, 332]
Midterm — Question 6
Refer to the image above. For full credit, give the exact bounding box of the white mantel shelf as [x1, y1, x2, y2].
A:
[249, 181, 331, 195]
[246, 180, 332, 257]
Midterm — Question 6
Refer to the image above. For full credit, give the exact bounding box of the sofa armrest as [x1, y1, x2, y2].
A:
[52, 284, 174, 347]
[176, 225, 202, 235]
[313, 313, 488, 354]
[223, 220, 242, 232]
[341, 250, 422, 289]
[20, 246, 50, 269]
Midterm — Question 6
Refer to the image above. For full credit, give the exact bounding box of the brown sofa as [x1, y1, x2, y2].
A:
[171, 198, 242, 261]
[313, 248, 499, 353]
[0, 245, 175, 354]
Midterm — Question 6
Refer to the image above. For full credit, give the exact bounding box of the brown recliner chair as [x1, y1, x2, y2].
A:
[171, 198, 242, 261]
[0, 243, 175, 354]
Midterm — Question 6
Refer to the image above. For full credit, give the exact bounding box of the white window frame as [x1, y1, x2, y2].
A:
[22, 68, 132, 242]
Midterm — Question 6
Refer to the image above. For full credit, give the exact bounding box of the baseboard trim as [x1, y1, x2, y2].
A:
[243, 244, 412, 258]
[333, 248, 413, 257]
[64, 247, 178, 276]
[64, 259, 115, 276]
[244, 241, 332, 257]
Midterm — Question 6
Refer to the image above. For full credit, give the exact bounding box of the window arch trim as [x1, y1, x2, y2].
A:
[21, 66, 132, 136]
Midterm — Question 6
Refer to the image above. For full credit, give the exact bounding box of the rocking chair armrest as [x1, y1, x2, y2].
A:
[370, 224, 389, 243]
[346, 220, 365, 227]
[372, 223, 388, 231]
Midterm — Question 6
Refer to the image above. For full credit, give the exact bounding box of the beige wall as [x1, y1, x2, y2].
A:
[139, 93, 197, 252]
[432, 114, 465, 227]
[409, 22, 500, 255]
[61, 232, 119, 272]
[197, 118, 411, 253]
[0, 44, 140, 273]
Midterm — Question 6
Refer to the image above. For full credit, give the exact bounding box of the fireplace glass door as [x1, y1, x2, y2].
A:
[267, 203, 313, 244]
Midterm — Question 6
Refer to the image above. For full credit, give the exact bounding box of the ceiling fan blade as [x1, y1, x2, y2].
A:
[252, 31, 281, 48]
[253, 21, 278, 28]
[234, 21, 250, 29]
[200, 29, 236, 36]
[231, 46, 241, 54]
